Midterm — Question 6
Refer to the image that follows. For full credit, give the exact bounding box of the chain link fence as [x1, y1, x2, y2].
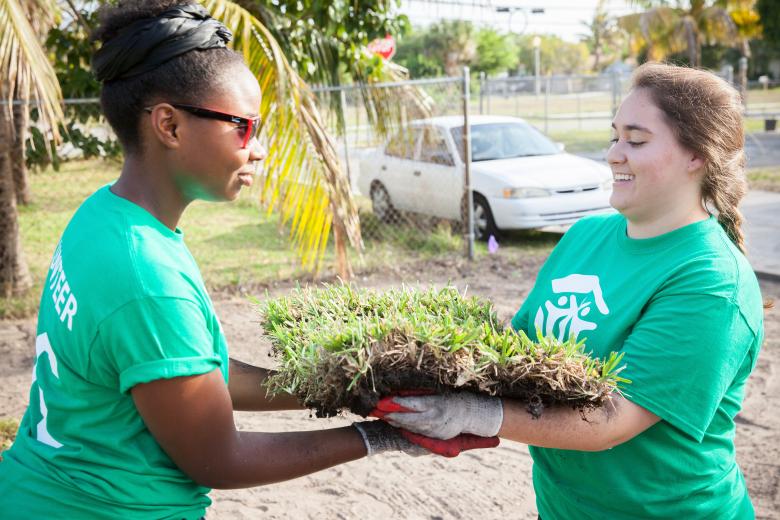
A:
[15, 68, 780, 271]
[477, 71, 780, 153]
[311, 75, 475, 263]
[18, 77, 477, 269]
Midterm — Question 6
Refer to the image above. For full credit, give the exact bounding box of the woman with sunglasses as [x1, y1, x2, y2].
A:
[0, 2, 497, 519]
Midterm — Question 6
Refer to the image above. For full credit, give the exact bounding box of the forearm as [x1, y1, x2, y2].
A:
[499, 396, 659, 451]
[228, 358, 303, 411]
[196, 426, 366, 489]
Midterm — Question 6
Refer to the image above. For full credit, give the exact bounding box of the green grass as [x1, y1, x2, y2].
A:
[748, 166, 780, 192]
[262, 284, 628, 418]
[6, 158, 316, 318]
[3, 158, 558, 319]
[547, 129, 611, 154]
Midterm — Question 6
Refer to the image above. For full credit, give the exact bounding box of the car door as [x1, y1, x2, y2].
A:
[376, 127, 422, 212]
[414, 126, 458, 219]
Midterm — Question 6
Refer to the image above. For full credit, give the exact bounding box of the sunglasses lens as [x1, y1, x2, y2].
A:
[240, 118, 262, 149]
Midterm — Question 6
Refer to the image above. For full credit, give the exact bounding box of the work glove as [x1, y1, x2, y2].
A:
[353, 420, 499, 458]
[371, 392, 504, 440]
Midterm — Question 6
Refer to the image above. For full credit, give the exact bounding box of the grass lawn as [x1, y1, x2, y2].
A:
[6, 158, 315, 318]
[747, 166, 780, 192]
[2, 158, 559, 319]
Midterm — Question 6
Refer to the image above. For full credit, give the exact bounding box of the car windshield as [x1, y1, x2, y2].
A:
[450, 122, 559, 162]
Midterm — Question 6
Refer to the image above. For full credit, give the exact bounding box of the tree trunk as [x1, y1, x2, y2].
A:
[0, 98, 32, 297]
[11, 84, 32, 205]
[331, 212, 353, 281]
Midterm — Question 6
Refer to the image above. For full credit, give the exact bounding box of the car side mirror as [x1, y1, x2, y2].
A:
[556, 142, 565, 152]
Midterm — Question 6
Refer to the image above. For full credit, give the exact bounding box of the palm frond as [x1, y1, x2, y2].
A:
[204, 0, 360, 274]
[348, 52, 435, 144]
[0, 0, 63, 140]
[699, 6, 738, 46]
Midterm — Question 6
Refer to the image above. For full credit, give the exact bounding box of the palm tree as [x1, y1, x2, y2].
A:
[580, 0, 622, 71]
[0, 0, 63, 297]
[619, 0, 755, 67]
[206, 0, 431, 276]
[1, 0, 430, 295]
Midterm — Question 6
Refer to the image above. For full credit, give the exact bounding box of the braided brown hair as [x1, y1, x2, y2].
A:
[632, 63, 747, 252]
[631, 63, 772, 309]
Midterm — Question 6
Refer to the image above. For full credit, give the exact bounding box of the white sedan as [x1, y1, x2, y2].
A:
[357, 115, 615, 240]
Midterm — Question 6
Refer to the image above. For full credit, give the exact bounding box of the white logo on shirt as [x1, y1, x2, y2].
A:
[48, 242, 78, 331]
[534, 274, 609, 341]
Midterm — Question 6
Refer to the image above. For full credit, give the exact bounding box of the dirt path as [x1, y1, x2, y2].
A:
[1, 254, 778, 519]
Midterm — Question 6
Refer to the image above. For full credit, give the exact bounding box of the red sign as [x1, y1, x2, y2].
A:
[367, 34, 396, 60]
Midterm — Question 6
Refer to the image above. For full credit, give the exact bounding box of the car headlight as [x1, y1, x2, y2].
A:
[600, 178, 613, 191]
[502, 187, 550, 199]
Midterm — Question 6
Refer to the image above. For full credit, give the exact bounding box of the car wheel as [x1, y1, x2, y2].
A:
[468, 194, 498, 242]
[370, 183, 398, 223]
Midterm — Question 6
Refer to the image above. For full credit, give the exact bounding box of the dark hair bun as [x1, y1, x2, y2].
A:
[92, 0, 190, 44]
[92, 1, 245, 153]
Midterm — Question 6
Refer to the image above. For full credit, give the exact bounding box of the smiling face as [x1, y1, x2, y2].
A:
[606, 88, 706, 231]
[172, 65, 265, 202]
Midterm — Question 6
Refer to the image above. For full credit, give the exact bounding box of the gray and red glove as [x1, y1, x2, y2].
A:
[353, 420, 499, 458]
[371, 392, 504, 440]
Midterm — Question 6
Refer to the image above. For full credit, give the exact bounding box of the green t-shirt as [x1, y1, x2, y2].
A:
[511, 213, 763, 520]
[0, 185, 229, 520]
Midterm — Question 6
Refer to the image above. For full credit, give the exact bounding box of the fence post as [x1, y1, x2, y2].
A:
[544, 75, 550, 134]
[340, 89, 352, 186]
[486, 75, 491, 114]
[738, 56, 748, 107]
[479, 71, 485, 115]
[611, 71, 619, 116]
[463, 67, 474, 261]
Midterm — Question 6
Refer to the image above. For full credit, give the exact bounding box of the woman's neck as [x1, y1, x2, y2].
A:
[626, 204, 710, 239]
[110, 154, 189, 231]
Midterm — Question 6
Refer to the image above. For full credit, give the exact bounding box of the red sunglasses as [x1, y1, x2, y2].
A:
[145, 103, 262, 149]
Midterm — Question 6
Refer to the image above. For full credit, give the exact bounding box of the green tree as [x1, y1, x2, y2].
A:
[757, 0, 780, 44]
[472, 27, 519, 76]
[394, 29, 445, 78]
[579, 0, 624, 71]
[232, 0, 411, 132]
[1, 0, 421, 294]
[514, 34, 590, 76]
[428, 20, 477, 77]
[619, 0, 760, 66]
[394, 21, 478, 77]
[395, 23, 518, 78]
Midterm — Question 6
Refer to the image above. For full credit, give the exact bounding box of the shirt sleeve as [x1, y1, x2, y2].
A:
[619, 293, 755, 442]
[97, 296, 222, 393]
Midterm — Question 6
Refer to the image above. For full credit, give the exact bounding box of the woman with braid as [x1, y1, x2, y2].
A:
[0, 2, 496, 518]
[376, 63, 768, 519]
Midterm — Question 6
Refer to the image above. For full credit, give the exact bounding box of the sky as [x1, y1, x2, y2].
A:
[395, 0, 639, 42]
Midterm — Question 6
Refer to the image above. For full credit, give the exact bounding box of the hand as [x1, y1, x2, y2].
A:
[400, 430, 500, 458]
[353, 421, 499, 458]
[371, 392, 503, 440]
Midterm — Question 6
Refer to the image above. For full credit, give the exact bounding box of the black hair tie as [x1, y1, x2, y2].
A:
[92, 3, 233, 82]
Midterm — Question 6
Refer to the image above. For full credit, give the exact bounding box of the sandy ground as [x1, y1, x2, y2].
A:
[1, 253, 778, 519]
